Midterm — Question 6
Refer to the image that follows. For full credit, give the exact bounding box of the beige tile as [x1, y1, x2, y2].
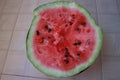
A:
[0, 50, 7, 74]
[0, 41, 10, 50]
[0, 31, 12, 50]
[0, 0, 6, 12]
[98, 14, 120, 32]
[3, 51, 27, 75]
[1, 75, 46, 80]
[37, 0, 57, 6]
[20, 0, 38, 13]
[1, 75, 24, 80]
[0, 14, 17, 30]
[115, 34, 120, 56]
[9, 31, 27, 51]
[102, 56, 120, 80]
[102, 33, 116, 56]
[24, 59, 56, 79]
[3, 0, 23, 13]
[96, 0, 119, 14]
[76, 0, 97, 13]
[15, 14, 33, 30]
[0, 31, 12, 41]
[64, 0, 75, 1]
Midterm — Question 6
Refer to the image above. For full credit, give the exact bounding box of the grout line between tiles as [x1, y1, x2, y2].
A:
[1, 0, 24, 75]
[95, 0, 103, 80]
[94, 0, 98, 22]
[116, 0, 120, 15]
[0, 74, 1, 80]
[0, 0, 7, 20]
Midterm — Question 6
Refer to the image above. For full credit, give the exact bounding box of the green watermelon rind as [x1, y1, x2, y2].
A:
[26, 1, 103, 77]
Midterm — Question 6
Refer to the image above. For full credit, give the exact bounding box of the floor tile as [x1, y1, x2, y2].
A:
[9, 31, 27, 51]
[0, 0, 6, 12]
[20, 0, 38, 14]
[98, 14, 120, 32]
[24, 59, 56, 79]
[64, 0, 75, 1]
[0, 50, 7, 74]
[15, 14, 33, 30]
[72, 57, 102, 80]
[0, 14, 17, 30]
[3, 51, 27, 75]
[117, 0, 120, 11]
[75, 0, 97, 13]
[96, 0, 119, 14]
[117, 0, 120, 13]
[1, 75, 24, 80]
[0, 31, 12, 50]
[115, 34, 120, 56]
[102, 56, 120, 80]
[1, 75, 45, 80]
[37, 0, 57, 6]
[101, 33, 120, 56]
[3, 0, 23, 13]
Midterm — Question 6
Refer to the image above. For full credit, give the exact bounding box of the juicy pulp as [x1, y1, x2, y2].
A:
[33, 7, 96, 71]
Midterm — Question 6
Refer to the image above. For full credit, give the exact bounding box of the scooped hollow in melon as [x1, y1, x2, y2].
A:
[26, 1, 103, 77]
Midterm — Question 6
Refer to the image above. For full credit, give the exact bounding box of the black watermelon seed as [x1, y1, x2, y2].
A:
[48, 28, 52, 32]
[77, 53, 80, 56]
[73, 41, 81, 46]
[73, 43, 77, 46]
[45, 25, 52, 33]
[64, 48, 68, 51]
[48, 36, 51, 39]
[65, 54, 69, 57]
[69, 22, 73, 25]
[71, 14, 75, 18]
[77, 42, 81, 45]
[64, 59, 69, 64]
[59, 14, 62, 17]
[75, 27, 80, 31]
[36, 30, 40, 35]
[45, 25, 49, 29]
[81, 22, 86, 26]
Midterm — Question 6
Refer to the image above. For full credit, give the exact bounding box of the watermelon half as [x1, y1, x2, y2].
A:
[26, 1, 103, 77]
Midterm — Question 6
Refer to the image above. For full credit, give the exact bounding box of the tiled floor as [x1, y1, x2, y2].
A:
[0, 0, 120, 80]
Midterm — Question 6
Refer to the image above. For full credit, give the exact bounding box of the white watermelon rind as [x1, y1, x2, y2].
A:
[26, 1, 103, 77]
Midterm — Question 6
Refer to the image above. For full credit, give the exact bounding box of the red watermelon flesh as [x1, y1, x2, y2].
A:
[33, 7, 96, 71]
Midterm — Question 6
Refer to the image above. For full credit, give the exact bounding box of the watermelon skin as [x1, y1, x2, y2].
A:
[26, 1, 103, 77]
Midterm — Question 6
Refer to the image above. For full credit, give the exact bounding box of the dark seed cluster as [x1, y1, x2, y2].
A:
[63, 48, 70, 64]
[75, 27, 81, 32]
[64, 59, 69, 64]
[73, 41, 81, 46]
[45, 25, 52, 33]
[36, 30, 40, 35]
[77, 52, 81, 56]
[69, 21, 73, 26]
[81, 22, 86, 26]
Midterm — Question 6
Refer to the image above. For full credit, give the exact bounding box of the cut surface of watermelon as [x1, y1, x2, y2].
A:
[26, 1, 103, 77]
